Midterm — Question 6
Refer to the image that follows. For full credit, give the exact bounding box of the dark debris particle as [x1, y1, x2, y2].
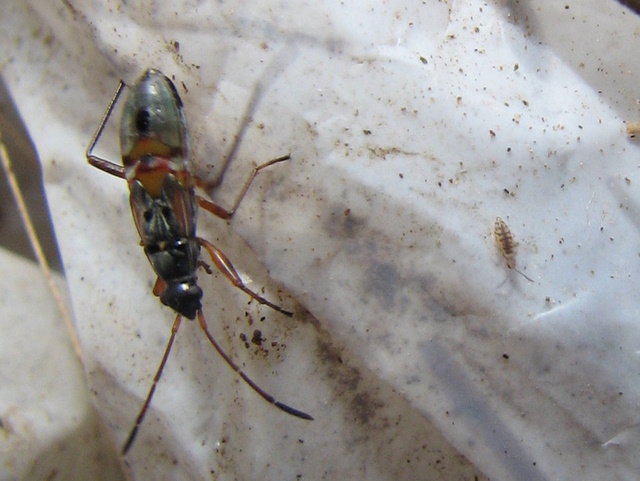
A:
[251, 329, 264, 346]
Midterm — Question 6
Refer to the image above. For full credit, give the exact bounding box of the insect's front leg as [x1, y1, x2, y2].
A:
[198, 237, 293, 317]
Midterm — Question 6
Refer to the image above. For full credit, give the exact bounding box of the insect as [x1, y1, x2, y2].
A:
[86, 68, 312, 455]
[493, 217, 533, 282]
[627, 120, 640, 138]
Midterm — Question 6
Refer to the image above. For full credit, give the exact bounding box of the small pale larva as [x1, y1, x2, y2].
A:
[626, 120, 640, 138]
[494, 217, 533, 282]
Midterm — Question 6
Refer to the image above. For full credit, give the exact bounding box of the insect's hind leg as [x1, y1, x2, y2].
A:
[86, 79, 127, 179]
[198, 237, 293, 317]
[196, 154, 290, 220]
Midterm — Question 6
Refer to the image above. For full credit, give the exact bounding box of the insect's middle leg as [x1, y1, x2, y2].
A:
[198, 237, 293, 317]
[196, 154, 290, 220]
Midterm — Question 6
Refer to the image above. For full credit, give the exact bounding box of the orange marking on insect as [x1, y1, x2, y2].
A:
[493, 217, 533, 282]
[125, 138, 173, 164]
[125, 155, 193, 197]
[133, 169, 170, 197]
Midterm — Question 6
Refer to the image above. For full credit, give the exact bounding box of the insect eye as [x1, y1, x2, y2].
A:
[135, 109, 151, 133]
[143, 210, 153, 222]
[162, 206, 173, 219]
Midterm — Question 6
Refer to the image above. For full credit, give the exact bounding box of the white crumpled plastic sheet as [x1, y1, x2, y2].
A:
[2, 0, 640, 480]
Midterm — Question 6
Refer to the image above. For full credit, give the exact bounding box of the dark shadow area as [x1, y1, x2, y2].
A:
[0, 75, 62, 272]
[617, 0, 640, 16]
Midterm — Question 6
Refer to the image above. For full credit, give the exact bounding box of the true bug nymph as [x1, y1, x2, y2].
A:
[86, 69, 312, 455]
[493, 217, 533, 282]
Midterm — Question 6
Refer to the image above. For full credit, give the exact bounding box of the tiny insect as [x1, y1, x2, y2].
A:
[493, 217, 533, 282]
[86, 69, 312, 455]
[626, 120, 640, 138]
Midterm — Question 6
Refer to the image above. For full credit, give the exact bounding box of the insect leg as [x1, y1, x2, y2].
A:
[196, 310, 312, 420]
[199, 51, 293, 190]
[196, 154, 290, 220]
[122, 314, 183, 455]
[198, 237, 293, 317]
[86, 80, 126, 179]
[197, 260, 213, 275]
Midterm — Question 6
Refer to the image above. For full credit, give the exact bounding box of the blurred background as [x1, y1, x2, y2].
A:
[0, 77, 61, 272]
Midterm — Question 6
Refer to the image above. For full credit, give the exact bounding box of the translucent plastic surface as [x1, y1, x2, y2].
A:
[2, 1, 640, 480]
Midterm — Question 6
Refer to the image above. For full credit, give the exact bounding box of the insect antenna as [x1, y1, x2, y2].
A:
[197, 310, 313, 421]
[122, 314, 183, 455]
[514, 268, 534, 282]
